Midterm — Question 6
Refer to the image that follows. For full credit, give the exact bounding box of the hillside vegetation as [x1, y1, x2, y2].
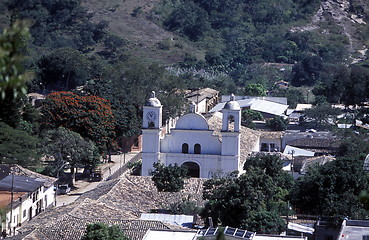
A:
[0, 0, 369, 137]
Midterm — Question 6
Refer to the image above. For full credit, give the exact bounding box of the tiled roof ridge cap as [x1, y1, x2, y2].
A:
[94, 178, 123, 202]
[68, 198, 134, 220]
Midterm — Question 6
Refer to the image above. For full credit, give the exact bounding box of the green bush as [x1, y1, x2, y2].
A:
[151, 162, 188, 192]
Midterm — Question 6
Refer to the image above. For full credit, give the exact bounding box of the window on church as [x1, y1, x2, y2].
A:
[227, 115, 235, 131]
[148, 121, 155, 129]
[182, 143, 189, 153]
[228, 115, 235, 123]
[194, 144, 201, 154]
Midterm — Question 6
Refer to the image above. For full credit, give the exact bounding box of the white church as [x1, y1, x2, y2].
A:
[141, 91, 243, 178]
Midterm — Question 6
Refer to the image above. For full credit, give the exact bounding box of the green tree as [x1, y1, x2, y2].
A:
[244, 83, 267, 96]
[0, 20, 33, 128]
[18, 103, 41, 135]
[38, 48, 90, 91]
[166, 197, 201, 215]
[201, 154, 292, 234]
[82, 223, 129, 240]
[164, 1, 210, 41]
[151, 162, 188, 192]
[266, 116, 288, 131]
[0, 121, 40, 168]
[343, 65, 369, 106]
[88, 61, 186, 138]
[0, 20, 32, 100]
[42, 127, 99, 184]
[291, 55, 323, 87]
[304, 102, 341, 127]
[290, 157, 369, 217]
[41, 91, 115, 155]
[241, 109, 264, 129]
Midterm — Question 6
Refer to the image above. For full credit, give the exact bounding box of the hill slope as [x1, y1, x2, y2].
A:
[81, 0, 204, 64]
[81, 0, 368, 65]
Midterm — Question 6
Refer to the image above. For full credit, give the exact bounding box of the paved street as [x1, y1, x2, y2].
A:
[55, 153, 138, 207]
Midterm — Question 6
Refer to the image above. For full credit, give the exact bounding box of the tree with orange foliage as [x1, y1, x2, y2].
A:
[41, 91, 116, 155]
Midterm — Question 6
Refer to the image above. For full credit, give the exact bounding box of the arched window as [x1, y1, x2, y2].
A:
[182, 143, 189, 154]
[227, 115, 235, 131]
[194, 144, 201, 154]
[148, 121, 155, 129]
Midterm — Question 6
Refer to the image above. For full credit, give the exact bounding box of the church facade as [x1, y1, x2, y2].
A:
[141, 92, 242, 178]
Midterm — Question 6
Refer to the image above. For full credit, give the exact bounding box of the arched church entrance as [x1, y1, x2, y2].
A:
[182, 161, 200, 178]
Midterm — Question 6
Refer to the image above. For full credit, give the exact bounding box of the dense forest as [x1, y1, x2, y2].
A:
[1, 0, 369, 233]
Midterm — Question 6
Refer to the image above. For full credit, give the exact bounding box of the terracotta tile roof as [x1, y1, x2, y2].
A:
[15, 175, 206, 240]
[98, 176, 206, 217]
[0, 191, 26, 208]
[287, 137, 341, 149]
[259, 131, 284, 139]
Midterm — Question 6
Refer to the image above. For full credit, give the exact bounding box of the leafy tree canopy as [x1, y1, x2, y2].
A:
[38, 48, 90, 92]
[7, 0, 107, 51]
[0, 121, 40, 169]
[151, 162, 188, 192]
[42, 127, 99, 171]
[0, 20, 32, 100]
[82, 223, 129, 240]
[304, 102, 341, 127]
[88, 61, 186, 138]
[41, 91, 115, 154]
[290, 157, 369, 217]
[202, 154, 293, 234]
[266, 116, 289, 131]
[241, 109, 264, 129]
[244, 83, 267, 96]
[165, 197, 201, 215]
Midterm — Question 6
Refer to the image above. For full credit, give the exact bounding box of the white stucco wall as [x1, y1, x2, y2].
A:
[142, 104, 242, 178]
[160, 153, 221, 178]
[160, 130, 221, 155]
[259, 137, 281, 152]
[44, 185, 55, 209]
[176, 113, 209, 130]
[2, 185, 55, 235]
[196, 98, 207, 113]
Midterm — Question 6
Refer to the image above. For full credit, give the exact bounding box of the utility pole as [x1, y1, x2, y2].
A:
[9, 167, 14, 236]
[54, 161, 69, 206]
[286, 201, 290, 235]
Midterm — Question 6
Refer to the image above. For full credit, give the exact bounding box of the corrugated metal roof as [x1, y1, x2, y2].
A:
[283, 145, 315, 157]
[140, 213, 194, 227]
[0, 175, 44, 192]
[209, 99, 288, 116]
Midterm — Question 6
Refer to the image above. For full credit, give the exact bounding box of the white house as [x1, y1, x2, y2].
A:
[0, 165, 56, 236]
[142, 92, 242, 178]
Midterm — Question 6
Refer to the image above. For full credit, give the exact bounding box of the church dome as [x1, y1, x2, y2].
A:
[176, 113, 209, 130]
[144, 91, 161, 107]
[223, 94, 240, 110]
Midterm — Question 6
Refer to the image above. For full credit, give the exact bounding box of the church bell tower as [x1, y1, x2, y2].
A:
[221, 94, 241, 173]
[141, 91, 162, 176]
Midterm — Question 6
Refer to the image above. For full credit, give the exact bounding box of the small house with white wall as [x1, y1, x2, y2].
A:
[0, 165, 56, 236]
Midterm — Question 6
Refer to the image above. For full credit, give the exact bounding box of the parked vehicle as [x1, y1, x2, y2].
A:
[89, 167, 102, 182]
[58, 185, 71, 194]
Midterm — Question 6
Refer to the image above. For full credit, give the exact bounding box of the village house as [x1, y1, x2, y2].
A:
[0, 165, 56, 236]
[185, 88, 220, 114]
